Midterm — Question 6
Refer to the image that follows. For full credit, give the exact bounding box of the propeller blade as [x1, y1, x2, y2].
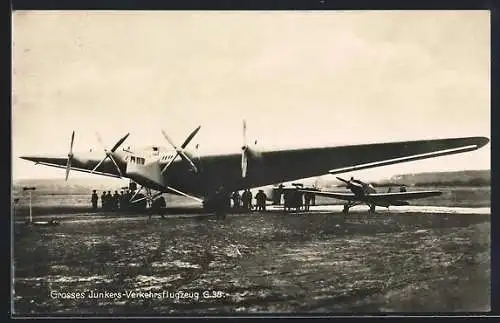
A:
[91, 155, 109, 173]
[109, 154, 123, 177]
[69, 131, 75, 155]
[336, 177, 349, 184]
[65, 131, 76, 181]
[241, 119, 248, 178]
[161, 128, 199, 173]
[111, 133, 130, 152]
[241, 152, 247, 178]
[161, 130, 178, 150]
[179, 151, 198, 173]
[243, 119, 247, 148]
[180, 125, 201, 149]
[95, 132, 106, 150]
[65, 158, 72, 181]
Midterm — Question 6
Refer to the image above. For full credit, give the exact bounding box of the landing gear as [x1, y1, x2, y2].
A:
[343, 201, 358, 215]
[343, 202, 376, 215]
[129, 185, 163, 209]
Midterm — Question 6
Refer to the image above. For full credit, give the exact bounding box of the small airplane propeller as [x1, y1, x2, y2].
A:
[65, 130, 75, 181]
[336, 176, 349, 184]
[91, 132, 130, 177]
[161, 125, 201, 174]
[241, 119, 248, 178]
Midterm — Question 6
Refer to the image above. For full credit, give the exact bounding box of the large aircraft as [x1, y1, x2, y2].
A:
[19, 120, 489, 214]
[301, 176, 442, 214]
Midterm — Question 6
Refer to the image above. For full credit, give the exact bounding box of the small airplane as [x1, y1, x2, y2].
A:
[300, 176, 442, 214]
[19, 120, 489, 214]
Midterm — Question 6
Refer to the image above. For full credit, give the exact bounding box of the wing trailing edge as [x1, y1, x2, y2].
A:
[328, 138, 488, 175]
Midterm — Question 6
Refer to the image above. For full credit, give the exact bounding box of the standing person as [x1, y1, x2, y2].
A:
[283, 189, 291, 212]
[232, 191, 241, 210]
[123, 190, 131, 211]
[304, 192, 312, 211]
[278, 184, 284, 205]
[100, 191, 106, 211]
[105, 191, 113, 211]
[242, 189, 253, 212]
[91, 190, 98, 210]
[311, 188, 316, 206]
[119, 191, 125, 210]
[293, 189, 303, 212]
[113, 191, 120, 210]
[255, 190, 267, 211]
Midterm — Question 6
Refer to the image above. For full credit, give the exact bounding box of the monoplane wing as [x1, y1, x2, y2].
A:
[299, 189, 357, 201]
[367, 191, 442, 200]
[300, 189, 442, 203]
[20, 155, 122, 178]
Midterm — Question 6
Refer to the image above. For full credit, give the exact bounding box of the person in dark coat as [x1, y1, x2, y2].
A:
[150, 196, 166, 219]
[255, 190, 267, 211]
[242, 189, 253, 211]
[304, 192, 312, 211]
[232, 191, 241, 210]
[100, 191, 106, 211]
[91, 190, 98, 210]
[113, 191, 120, 210]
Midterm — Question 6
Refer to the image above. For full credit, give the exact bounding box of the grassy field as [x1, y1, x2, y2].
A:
[12, 210, 490, 315]
[11, 178, 491, 315]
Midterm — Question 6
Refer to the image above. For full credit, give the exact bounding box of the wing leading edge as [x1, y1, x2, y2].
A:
[300, 189, 442, 203]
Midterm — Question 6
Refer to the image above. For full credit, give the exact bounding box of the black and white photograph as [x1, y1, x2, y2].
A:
[12, 10, 490, 315]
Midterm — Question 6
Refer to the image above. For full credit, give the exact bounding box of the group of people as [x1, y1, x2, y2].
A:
[230, 189, 268, 212]
[227, 186, 318, 213]
[91, 189, 147, 212]
[282, 188, 315, 212]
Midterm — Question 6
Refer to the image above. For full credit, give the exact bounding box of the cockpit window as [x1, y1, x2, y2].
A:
[131, 156, 136, 163]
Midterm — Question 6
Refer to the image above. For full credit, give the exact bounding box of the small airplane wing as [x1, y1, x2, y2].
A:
[300, 189, 357, 201]
[300, 189, 442, 203]
[367, 191, 442, 201]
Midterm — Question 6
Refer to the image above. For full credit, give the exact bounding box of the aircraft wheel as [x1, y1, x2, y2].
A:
[343, 205, 349, 215]
[369, 205, 376, 213]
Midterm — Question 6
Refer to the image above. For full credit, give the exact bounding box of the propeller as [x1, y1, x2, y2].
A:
[161, 125, 201, 174]
[241, 120, 248, 178]
[65, 130, 75, 181]
[336, 176, 350, 184]
[91, 132, 130, 177]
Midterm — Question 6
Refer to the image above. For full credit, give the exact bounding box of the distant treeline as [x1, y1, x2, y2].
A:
[412, 178, 490, 187]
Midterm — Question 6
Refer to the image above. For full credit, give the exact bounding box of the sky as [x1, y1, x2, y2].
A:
[12, 10, 490, 181]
